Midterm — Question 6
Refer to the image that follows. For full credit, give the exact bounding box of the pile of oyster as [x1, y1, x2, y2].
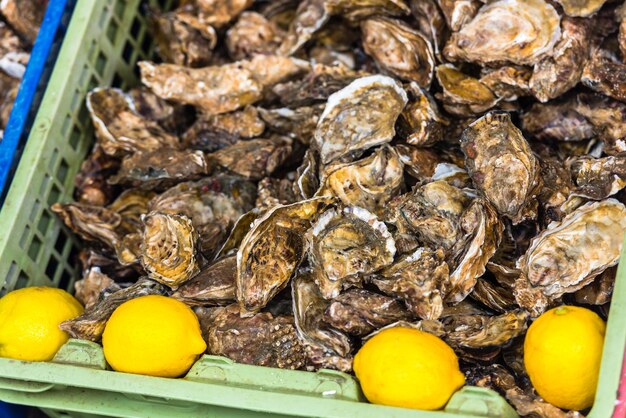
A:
[53, 0, 626, 415]
[0, 0, 48, 137]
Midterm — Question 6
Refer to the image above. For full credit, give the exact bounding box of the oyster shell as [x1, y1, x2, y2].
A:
[514, 199, 626, 316]
[139, 56, 309, 114]
[0, 0, 46, 45]
[443, 310, 528, 349]
[73, 146, 120, 206]
[237, 198, 332, 314]
[314, 75, 408, 164]
[210, 136, 293, 180]
[256, 177, 297, 211]
[59, 278, 167, 342]
[86, 88, 180, 157]
[150, 7, 217, 67]
[410, 0, 447, 57]
[51, 203, 122, 250]
[569, 154, 626, 200]
[398, 83, 448, 146]
[461, 112, 541, 223]
[109, 149, 210, 191]
[573, 266, 615, 305]
[479, 66, 532, 102]
[370, 247, 450, 320]
[536, 156, 575, 224]
[529, 17, 591, 103]
[74, 267, 116, 309]
[316, 146, 404, 214]
[226, 12, 284, 60]
[195, 0, 254, 28]
[127, 87, 190, 133]
[435, 64, 498, 116]
[361, 17, 435, 87]
[171, 255, 237, 306]
[521, 98, 594, 142]
[469, 278, 515, 313]
[204, 304, 307, 369]
[140, 212, 200, 289]
[326, 0, 411, 22]
[574, 93, 626, 155]
[258, 105, 323, 144]
[443, 0, 561, 66]
[292, 272, 353, 372]
[323, 288, 411, 336]
[278, 0, 331, 56]
[581, 49, 626, 103]
[395, 144, 440, 181]
[556, 0, 608, 17]
[294, 149, 321, 200]
[437, 0, 480, 31]
[307, 206, 396, 299]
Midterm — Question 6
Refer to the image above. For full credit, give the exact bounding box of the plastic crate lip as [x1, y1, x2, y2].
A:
[0, 0, 73, 202]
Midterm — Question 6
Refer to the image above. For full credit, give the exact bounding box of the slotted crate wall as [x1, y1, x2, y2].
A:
[0, 0, 173, 295]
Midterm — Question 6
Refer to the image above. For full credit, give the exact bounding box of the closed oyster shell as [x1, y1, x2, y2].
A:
[410, 0, 447, 57]
[581, 49, 626, 103]
[443, 310, 528, 349]
[140, 212, 200, 289]
[292, 272, 353, 372]
[529, 17, 591, 103]
[237, 198, 332, 314]
[51, 203, 122, 250]
[74, 267, 116, 309]
[314, 75, 408, 164]
[469, 279, 515, 313]
[205, 304, 307, 369]
[435, 64, 498, 116]
[210, 136, 293, 180]
[294, 149, 321, 200]
[109, 149, 210, 191]
[514, 199, 626, 316]
[139, 56, 309, 115]
[395, 144, 441, 181]
[278, 0, 330, 56]
[323, 288, 411, 336]
[370, 247, 450, 320]
[443, 0, 561, 66]
[574, 93, 626, 155]
[461, 112, 541, 223]
[361, 17, 435, 87]
[437, 0, 480, 31]
[316, 146, 404, 214]
[479, 66, 532, 102]
[307, 206, 396, 299]
[573, 266, 615, 305]
[171, 255, 237, 306]
[86, 88, 180, 157]
[0, 0, 47, 45]
[256, 177, 297, 211]
[556, 0, 608, 17]
[258, 105, 323, 144]
[226, 12, 284, 60]
[150, 7, 217, 67]
[326, 0, 411, 22]
[399, 83, 448, 146]
[569, 154, 626, 200]
[73, 146, 120, 206]
[195, 0, 254, 28]
[60, 278, 167, 342]
[521, 98, 594, 142]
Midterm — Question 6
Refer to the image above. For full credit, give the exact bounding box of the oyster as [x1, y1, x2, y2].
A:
[278, 0, 331, 56]
[73, 146, 120, 206]
[316, 146, 404, 214]
[620, 4, 626, 61]
[109, 189, 156, 232]
[109, 149, 210, 190]
[127, 87, 191, 133]
[399, 83, 448, 146]
[86, 88, 180, 157]
[237, 198, 332, 314]
[556, 0, 607, 17]
[258, 105, 323, 144]
[307, 206, 396, 299]
[443, 310, 528, 349]
[150, 8, 217, 67]
[314, 75, 408, 164]
[529, 17, 591, 103]
[0, 0, 46, 45]
[514, 199, 626, 316]
[395, 144, 440, 181]
[139, 56, 309, 114]
[256, 177, 297, 211]
[183, 105, 265, 152]
[574, 93, 626, 155]
[437, 0, 480, 31]
[195, 0, 254, 28]
[204, 304, 307, 369]
[361, 17, 435, 87]
[292, 272, 353, 372]
[140, 212, 200, 289]
[461, 112, 541, 223]
[443, 0, 561, 66]
[581, 49, 626, 103]
[74, 267, 116, 309]
[410, 0, 447, 57]
[479, 66, 532, 102]
[469, 279, 515, 313]
[59, 278, 167, 342]
[214, 209, 261, 259]
[51, 203, 122, 250]
[574, 266, 615, 305]
[226, 12, 284, 60]
[537, 156, 575, 224]
[521, 98, 594, 142]
[171, 255, 237, 306]
[323, 288, 411, 336]
[325, 0, 411, 22]
[210, 136, 293, 180]
[370, 247, 450, 320]
[435, 64, 498, 116]
[294, 149, 321, 200]
[569, 154, 626, 200]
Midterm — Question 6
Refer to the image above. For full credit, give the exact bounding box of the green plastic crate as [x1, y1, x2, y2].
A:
[0, 0, 624, 417]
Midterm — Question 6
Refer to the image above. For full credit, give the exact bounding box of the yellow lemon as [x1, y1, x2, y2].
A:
[353, 326, 465, 410]
[0, 286, 83, 361]
[102, 295, 207, 378]
[524, 305, 605, 411]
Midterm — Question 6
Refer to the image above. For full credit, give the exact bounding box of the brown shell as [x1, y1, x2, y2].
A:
[226, 12, 284, 60]
[435, 64, 498, 116]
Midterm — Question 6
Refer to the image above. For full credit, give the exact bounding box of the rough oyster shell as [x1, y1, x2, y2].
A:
[361, 17, 435, 87]
[435, 64, 498, 116]
[278, 0, 331, 56]
[171, 255, 237, 306]
[307, 206, 396, 299]
[514, 199, 626, 316]
[437, 0, 480, 31]
[73, 146, 120, 206]
[581, 49, 626, 103]
[569, 154, 626, 200]
[521, 98, 594, 142]
[195, 0, 254, 29]
[556, 0, 608, 17]
[314, 75, 408, 164]
[461, 112, 541, 223]
[51, 203, 122, 250]
[237, 198, 332, 315]
[74, 267, 116, 310]
[86, 88, 180, 157]
[399, 83, 448, 146]
[443, 0, 561, 66]
[258, 105, 323, 144]
[140, 212, 200, 289]
[480, 66, 532, 102]
[443, 310, 528, 349]
[226, 12, 284, 60]
[316, 146, 404, 214]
